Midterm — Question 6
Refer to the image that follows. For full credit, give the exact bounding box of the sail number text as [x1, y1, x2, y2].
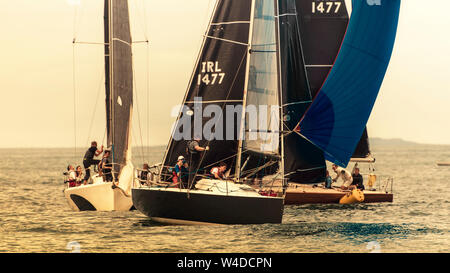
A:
[197, 61, 225, 86]
[312, 1, 342, 14]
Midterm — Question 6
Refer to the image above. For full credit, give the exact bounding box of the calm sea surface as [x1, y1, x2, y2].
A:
[0, 144, 448, 253]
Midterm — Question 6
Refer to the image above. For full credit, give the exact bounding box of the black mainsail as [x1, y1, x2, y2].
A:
[105, 0, 133, 177]
[161, 0, 253, 181]
[278, 0, 349, 184]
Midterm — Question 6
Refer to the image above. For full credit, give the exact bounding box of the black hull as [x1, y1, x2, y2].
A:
[132, 188, 284, 225]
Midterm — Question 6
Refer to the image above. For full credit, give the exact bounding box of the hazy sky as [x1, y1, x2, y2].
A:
[0, 0, 449, 148]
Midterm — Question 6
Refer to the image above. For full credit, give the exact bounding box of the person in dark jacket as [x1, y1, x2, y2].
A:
[351, 167, 365, 190]
[99, 149, 113, 182]
[186, 136, 209, 188]
[82, 141, 104, 184]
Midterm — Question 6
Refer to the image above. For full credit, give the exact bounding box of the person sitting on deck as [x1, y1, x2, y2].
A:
[99, 149, 113, 182]
[173, 156, 188, 188]
[82, 141, 104, 185]
[139, 163, 150, 185]
[66, 165, 77, 188]
[332, 164, 353, 190]
[210, 162, 227, 180]
[351, 167, 365, 191]
[75, 165, 83, 186]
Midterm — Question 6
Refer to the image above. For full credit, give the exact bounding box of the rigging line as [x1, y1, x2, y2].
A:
[85, 65, 105, 147]
[72, 39, 77, 160]
[132, 66, 146, 163]
[146, 37, 150, 159]
[73, 41, 108, 45]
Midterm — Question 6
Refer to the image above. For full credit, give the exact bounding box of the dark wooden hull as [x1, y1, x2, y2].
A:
[284, 189, 393, 205]
[132, 188, 284, 225]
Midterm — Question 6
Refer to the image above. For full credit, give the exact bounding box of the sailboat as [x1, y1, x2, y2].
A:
[281, 0, 400, 204]
[64, 0, 135, 212]
[132, 0, 287, 225]
[257, 0, 398, 205]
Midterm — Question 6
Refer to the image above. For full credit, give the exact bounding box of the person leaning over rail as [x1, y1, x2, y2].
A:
[82, 141, 104, 185]
[331, 164, 353, 190]
[210, 162, 227, 180]
[139, 163, 150, 185]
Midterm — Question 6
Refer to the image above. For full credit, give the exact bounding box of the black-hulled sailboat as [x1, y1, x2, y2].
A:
[132, 0, 286, 225]
[64, 0, 135, 211]
[280, 0, 400, 204]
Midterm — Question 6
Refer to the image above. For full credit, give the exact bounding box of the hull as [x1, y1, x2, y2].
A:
[437, 162, 450, 166]
[64, 181, 133, 212]
[283, 185, 393, 205]
[132, 187, 284, 225]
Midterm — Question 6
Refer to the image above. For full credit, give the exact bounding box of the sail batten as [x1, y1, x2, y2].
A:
[298, 0, 401, 168]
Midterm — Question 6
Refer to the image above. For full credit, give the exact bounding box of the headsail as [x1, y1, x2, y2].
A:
[239, 0, 281, 178]
[105, 0, 134, 178]
[278, 0, 349, 183]
[297, 0, 401, 167]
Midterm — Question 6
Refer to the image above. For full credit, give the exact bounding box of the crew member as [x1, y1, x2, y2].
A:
[82, 141, 104, 185]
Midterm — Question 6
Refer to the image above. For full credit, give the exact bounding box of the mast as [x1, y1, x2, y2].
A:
[104, 0, 112, 149]
[274, 0, 285, 191]
[235, 0, 256, 181]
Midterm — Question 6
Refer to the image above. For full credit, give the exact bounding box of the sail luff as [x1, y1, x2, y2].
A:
[104, 0, 112, 147]
[109, 0, 133, 177]
[274, 0, 285, 187]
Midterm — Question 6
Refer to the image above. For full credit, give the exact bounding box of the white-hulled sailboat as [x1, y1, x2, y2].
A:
[64, 0, 135, 212]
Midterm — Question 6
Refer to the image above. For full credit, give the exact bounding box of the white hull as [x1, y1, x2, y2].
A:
[64, 176, 133, 212]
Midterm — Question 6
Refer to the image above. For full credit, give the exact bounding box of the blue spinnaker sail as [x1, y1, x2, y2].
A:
[297, 0, 401, 167]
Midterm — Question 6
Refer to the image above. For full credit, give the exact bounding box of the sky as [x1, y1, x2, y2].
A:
[0, 0, 449, 148]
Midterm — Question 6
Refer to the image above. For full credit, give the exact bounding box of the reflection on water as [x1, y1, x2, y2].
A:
[0, 144, 449, 252]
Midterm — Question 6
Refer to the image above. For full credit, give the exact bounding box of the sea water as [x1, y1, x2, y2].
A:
[0, 143, 448, 253]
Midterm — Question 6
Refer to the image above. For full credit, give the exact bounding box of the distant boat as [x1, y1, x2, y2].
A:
[436, 162, 450, 166]
[64, 0, 135, 211]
